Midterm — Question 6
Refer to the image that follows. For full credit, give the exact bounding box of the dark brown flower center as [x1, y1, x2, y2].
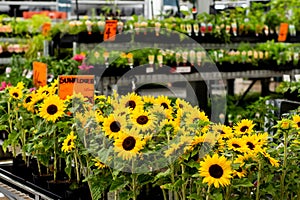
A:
[47, 104, 58, 115]
[297, 122, 300, 128]
[126, 100, 136, 109]
[209, 164, 223, 178]
[13, 92, 19, 98]
[179, 104, 183, 108]
[237, 167, 243, 172]
[161, 103, 169, 109]
[42, 90, 49, 95]
[240, 126, 248, 132]
[67, 139, 72, 146]
[137, 115, 149, 125]
[247, 142, 255, 150]
[218, 130, 225, 135]
[110, 121, 121, 132]
[122, 136, 136, 151]
[193, 117, 200, 123]
[232, 143, 240, 148]
[25, 96, 32, 103]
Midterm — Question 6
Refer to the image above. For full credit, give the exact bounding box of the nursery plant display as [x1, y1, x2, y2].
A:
[0, 0, 300, 199]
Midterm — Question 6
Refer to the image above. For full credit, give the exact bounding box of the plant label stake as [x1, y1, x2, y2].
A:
[104, 20, 117, 41]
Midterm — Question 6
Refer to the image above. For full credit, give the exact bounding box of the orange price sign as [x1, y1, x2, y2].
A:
[33, 61, 47, 88]
[104, 20, 118, 41]
[42, 22, 51, 36]
[58, 75, 95, 104]
[278, 23, 289, 42]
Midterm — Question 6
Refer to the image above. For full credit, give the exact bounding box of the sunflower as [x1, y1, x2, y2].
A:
[233, 167, 247, 178]
[92, 158, 107, 169]
[164, 143, 182, 157]
[234, 154, 254, 167]
[278, 118, 292, 130]
[103, 114, 126, 138]
[95, 109, 104, 123]
[260, 150, 280, 167]
[227, 138, 247, 152]
[292, 115, 300, 130]
[242, 135, 262, 155]
[142, 95, 155, 106]
[155, 95, 172, 110]
[131, 109, 156, 132]
[119, 92, 144, 111]
[23, 93, 35, 112]
[267, 156, 280, 167]
[257, 132, 268, 146]
[234, 119, 255, 135]
[159, 119, 180, 135]
[39, 95, 66, 122]
[36, 85, 55, 99]
[174, 98, 192, 111]
[62, 131, 77, 153]
[199, 154, 232, 188]
[185, 107, 209, 124]
[16, 82, 25, 90]
[49, 78, 58, 90]
[211, 124, 233, 139]
[66, 92, 87, 103]
[9, 87, 23, 100]
[114, 130, 145, 160]
[191, 133, 215, 146]
[149, 104, 173, 120]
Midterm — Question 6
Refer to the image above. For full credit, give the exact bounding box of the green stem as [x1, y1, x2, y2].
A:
[132, 174, 138, 200]
[196, 180, 201, 196]
[74, 149, 80, 183]
[7, 102, 16, 157]
[53, 129, 57, 181]
[206, 185, 211, 200]
[181, 164, 186, 200]
[37, 157, 42, 176]
[131, 158, 138, 200]
[170, 164, 179, 200]
[280, 131, 288, 199]
[166, 131, 178, 200]
[162, 188, 167, 200]
[256, 160, 262, 200]
[225, 185, 231, 200]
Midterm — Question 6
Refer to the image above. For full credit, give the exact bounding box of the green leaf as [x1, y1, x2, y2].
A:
[109, 176, 129, 192]
[187, 193, 202, 199]
[0, 125, 7, 130]
[137, 174, 153, 186]
[119, 190, 133, 200]
[232, 179, 254, 188]
[154, 168, 171, 181]
[212, 192, 223, 200]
